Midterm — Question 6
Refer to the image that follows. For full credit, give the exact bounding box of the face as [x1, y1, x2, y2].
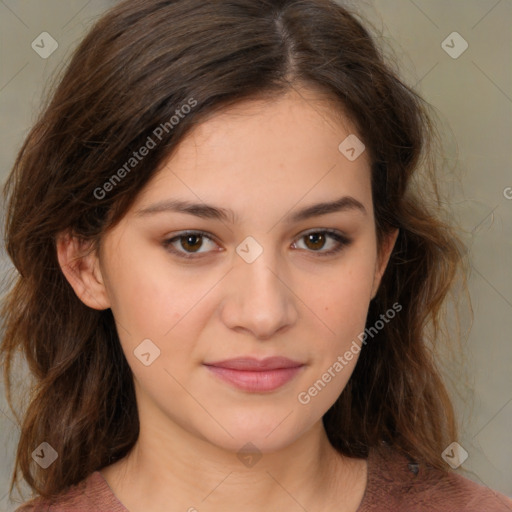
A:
[59, 87, 396, 455]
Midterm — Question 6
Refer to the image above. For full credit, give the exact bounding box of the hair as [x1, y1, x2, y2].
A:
[1, 0, 467, 501]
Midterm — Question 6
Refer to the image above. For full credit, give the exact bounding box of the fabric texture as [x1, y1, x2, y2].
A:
[15, 443, 512, 511]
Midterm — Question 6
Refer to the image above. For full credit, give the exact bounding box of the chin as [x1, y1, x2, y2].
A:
[197, 413, 311, 456]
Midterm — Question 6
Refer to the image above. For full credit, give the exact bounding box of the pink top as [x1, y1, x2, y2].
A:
[15, 443, 512, 511]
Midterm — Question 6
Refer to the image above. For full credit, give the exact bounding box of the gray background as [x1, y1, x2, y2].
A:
[1, 0, 511, 509]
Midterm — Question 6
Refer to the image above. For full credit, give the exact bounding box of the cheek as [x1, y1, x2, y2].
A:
[100, 239, 180, 350]
[315, 250, 377, 333]
[102, 242, 219, 363]
[302, 243, 377, 395]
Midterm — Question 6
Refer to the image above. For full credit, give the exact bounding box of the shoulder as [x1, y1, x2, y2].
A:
[360, 442, 512, 511]
[14, 471, 127, 512]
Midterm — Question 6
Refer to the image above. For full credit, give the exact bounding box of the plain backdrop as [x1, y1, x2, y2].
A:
[0, 0, 511, 509]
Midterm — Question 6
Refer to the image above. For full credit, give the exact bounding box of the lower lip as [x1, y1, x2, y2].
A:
[204, 365, 304, 392]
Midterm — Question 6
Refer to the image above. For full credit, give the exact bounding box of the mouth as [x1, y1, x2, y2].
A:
[203, 357, 305, 392]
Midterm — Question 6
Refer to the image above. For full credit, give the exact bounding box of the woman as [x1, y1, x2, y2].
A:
[2, 0, 511, 510]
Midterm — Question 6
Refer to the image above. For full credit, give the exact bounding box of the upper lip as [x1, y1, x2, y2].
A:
[204, 357, 304, 371]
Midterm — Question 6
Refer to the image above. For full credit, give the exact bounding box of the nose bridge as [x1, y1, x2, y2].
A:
[222, 235, 296, 338]
[235, 236, 285, 304]
[249, 254, 280, 290]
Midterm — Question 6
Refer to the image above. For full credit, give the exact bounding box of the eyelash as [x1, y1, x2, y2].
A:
[162, 229, 351, 260]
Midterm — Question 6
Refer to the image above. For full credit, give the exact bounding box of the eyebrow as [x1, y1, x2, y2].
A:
[134, 195, 367, 223]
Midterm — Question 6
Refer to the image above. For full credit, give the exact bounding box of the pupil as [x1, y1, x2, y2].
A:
[183, 234, 202, 252]
[307, 233, 325, 250]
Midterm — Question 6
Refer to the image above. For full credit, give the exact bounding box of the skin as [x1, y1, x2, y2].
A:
[57, 87, 398, 512]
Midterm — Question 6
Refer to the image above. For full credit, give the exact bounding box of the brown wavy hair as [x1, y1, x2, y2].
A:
[1, 0, 467, 501]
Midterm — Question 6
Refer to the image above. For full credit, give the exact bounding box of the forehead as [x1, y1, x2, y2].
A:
[130, 88, 373, 221]
[181, 87, 364, 163]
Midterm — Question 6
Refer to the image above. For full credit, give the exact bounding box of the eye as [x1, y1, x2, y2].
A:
[162, 229, 351, 260]
[163, 230, 219, 259]
[292, 229, 351, 256]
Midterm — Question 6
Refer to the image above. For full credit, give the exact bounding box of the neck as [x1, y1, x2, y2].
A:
[101, 416, 366, 512]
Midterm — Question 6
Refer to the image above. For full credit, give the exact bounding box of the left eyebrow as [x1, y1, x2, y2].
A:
[285, 196, 367, 223]
[133, 195, 367, 223]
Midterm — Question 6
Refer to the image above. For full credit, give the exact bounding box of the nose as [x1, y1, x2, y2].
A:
[219, 245, 298, 340]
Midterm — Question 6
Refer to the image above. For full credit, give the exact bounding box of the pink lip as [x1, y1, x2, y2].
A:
[203, 357, 305, 392]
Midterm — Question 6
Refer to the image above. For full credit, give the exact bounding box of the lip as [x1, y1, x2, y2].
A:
[205, 356, 304, 371]
[203, 357, 305, 392]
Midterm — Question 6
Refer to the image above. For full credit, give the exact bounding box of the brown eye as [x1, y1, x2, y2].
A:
[303, 232, 327, 251]
[180, 233, 203, 253]
[293, 230, 351, 256]
[163, 230, 218, 259]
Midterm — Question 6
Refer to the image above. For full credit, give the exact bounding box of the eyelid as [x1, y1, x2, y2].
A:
[162, 228, 351, 259]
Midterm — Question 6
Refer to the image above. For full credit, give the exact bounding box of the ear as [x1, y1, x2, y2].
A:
[370, 228, 399, 300]
[56, 231, 111, 310]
